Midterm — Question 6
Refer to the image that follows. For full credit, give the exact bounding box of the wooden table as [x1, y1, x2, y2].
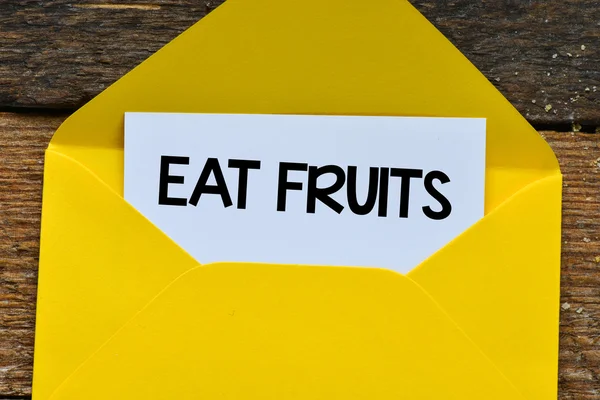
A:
[1, 1, 599, 398]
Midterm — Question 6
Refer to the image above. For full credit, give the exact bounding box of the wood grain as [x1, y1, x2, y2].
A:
[0, 113, 598, 398]
[0, 113, 59, 398]
[0, 1, 599, 126]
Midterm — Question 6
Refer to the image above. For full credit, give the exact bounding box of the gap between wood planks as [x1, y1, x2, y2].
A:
[71, 4, 162, 11]
[0, 397, 32, 400]
[0, 106, 598, 134]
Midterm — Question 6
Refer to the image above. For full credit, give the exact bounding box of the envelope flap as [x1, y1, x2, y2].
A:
[50, 264, 524, 400]
[408, 173, 562, 399]
[48, 0, 558, 211]
[33, 150, 200, 400]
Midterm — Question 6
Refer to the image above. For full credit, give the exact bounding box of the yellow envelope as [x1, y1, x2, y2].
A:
[33, 0, 562, 398]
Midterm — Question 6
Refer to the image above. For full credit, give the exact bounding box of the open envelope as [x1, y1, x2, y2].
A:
[33, 0, 562, 398]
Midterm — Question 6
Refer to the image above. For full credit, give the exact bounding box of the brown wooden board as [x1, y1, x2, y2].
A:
[1, 1, 599, 126]
[0, 113, 56, 398]
[0, 112, 599, 398]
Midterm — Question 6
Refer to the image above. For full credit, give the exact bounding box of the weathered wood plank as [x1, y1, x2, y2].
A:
[551, 128, 600, 400]
[0, 0, 218, 110]
[418, 0, 600, 127]
[0, 113, 58, 398]
[1, 1, 599, 126]
[0, 112, 600, 397]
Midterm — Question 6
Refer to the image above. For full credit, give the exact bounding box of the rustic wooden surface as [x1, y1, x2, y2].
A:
[0, 0, 599, 399]
[1, 0, 599, 126]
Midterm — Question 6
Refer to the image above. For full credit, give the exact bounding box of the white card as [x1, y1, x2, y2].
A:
[124, 113, 485, 273]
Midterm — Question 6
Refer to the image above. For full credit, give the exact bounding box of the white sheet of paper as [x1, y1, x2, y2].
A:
[124, 113, 485, 273]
